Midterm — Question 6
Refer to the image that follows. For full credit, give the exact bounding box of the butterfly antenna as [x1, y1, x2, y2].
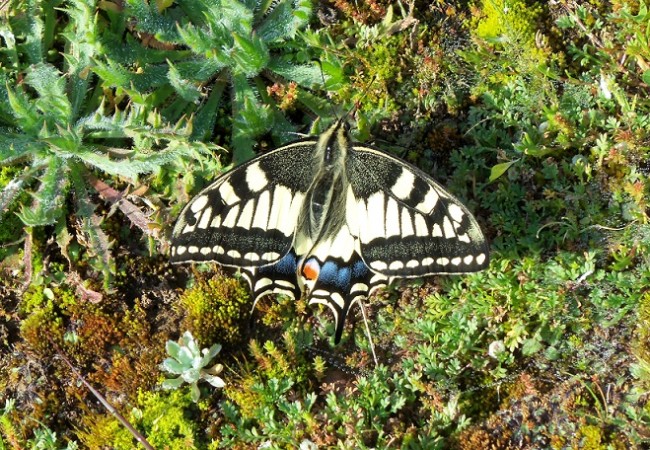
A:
[359, 301, 379, 366]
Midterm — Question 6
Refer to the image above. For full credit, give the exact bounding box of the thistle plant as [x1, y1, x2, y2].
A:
[0, 0, 221, 286]
[160, 331, 225, 403]
[120, 0, 343, 162]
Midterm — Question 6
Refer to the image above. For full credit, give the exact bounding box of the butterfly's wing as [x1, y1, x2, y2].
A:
[297, 224, 389, 343]
[345, 145, 489, 277]
[171, 140, 318, 302]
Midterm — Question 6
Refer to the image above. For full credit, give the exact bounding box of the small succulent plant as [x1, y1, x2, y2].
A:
[160, 331, 225, 402]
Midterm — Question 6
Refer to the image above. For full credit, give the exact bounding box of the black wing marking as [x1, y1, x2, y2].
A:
[346, 145, 489, 276]
[170, 140, 318, 267]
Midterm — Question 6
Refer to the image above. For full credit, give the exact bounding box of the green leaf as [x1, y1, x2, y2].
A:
[25, 63, 71, 125]
[521, 337, 543, 356]
[161, 377, 185, 390]
[168, 61, 201, 102]
[489, 160, 519, 182]
[161, 358, 186, 374]
[256, 0, 312, 43]
[17, 157, 68, 227]
[6, 86, 42, 133]
[231, 32, 270, 77]
[166, 340, 182, 359]
[268, 60, 322, 87]
[190, 382, 201, 402]
[643, 70, 650, 86]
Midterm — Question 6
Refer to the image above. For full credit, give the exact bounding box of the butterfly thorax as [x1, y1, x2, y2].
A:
[295, 121, 349, 251]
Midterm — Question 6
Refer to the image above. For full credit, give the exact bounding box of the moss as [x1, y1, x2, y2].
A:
[19, 303, 64, 354]
[179, 275, 250, 348]
[77, 389, 204, 449]
[578, 424, 605, 449]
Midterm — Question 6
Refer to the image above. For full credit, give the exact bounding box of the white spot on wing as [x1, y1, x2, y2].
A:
[200, 247, 211, 255]
[389, 261, 404, 271]
[451, 257, 462, 266]
[442, 217, 456, 239]
[463, 255, 474, 265]
[370, 260, 388, 271]
[385, 198, 400, 237]
[182, 222, 197, 234]
[329, 292, 346, 309]
[400, 208, 414, 237]
[406, 260, 419, 268]
[414, 214, 429, 236]
[213, 245, 225, 255]
[275, 280, 296, 289]
[415, 187, 439, 213]
[227, 249, 241, 259]
[222, 205, 240, 228]
[364, 193, 385, 242]
[244, 252, 260, 262]
[237, 200, 255, 230]
[436, 257, 449, 266]
[246, 162, 268, 192]
[190, 195, 208, 213]
[351, 282, 369, 294]
[268, 185, 294, 236]
[252, 190, 270, 229]
[392, 169, 416, 199]
[476, 253, 486, 265]
[188, 246, 199, 254]
[197, 207, 212, 229]
[176, 246, 186, 255]
[219, 181, 240, 205]
[457, 233, 471, 243]
[448, 204, 465, 222]
[261, 251, 280, 261]
[346, 188, 361, 237]
[210, 215, 222, 228]
[422, 257, 434, 266]
[254, 278, 273, 291]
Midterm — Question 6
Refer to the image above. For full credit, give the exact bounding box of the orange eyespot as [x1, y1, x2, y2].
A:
[302, 259, 320, 281]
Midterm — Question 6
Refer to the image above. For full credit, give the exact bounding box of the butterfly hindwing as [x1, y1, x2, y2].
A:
[171, 140, 318, 267]
[298, 225, 389, 343]
[240, 249, 303, 305]
[346, 145, 489, 276]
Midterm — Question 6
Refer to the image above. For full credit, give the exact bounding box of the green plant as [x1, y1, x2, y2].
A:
[161, 331, 225, 402]
[0, 1, 220, 287]
[116, 0, 343, 162]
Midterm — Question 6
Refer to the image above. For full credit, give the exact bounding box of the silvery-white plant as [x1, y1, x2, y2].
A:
[160, 331, 225, 402]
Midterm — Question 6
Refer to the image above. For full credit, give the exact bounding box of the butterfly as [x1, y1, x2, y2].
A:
[170, 119, 489, 353]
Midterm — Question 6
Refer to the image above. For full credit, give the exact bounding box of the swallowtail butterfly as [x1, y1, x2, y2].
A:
[171, 119, 489, 346]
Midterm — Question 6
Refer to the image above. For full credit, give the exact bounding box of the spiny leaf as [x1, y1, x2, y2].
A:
[168, 61, 201, 102]
[231, 32, 270, 77]
[17, 157, 68, 227]
[25, 63, 72, 125]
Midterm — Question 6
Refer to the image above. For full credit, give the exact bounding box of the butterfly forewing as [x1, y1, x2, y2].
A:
[346, 146, 489, 277]
[171, 141, 317, 267]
